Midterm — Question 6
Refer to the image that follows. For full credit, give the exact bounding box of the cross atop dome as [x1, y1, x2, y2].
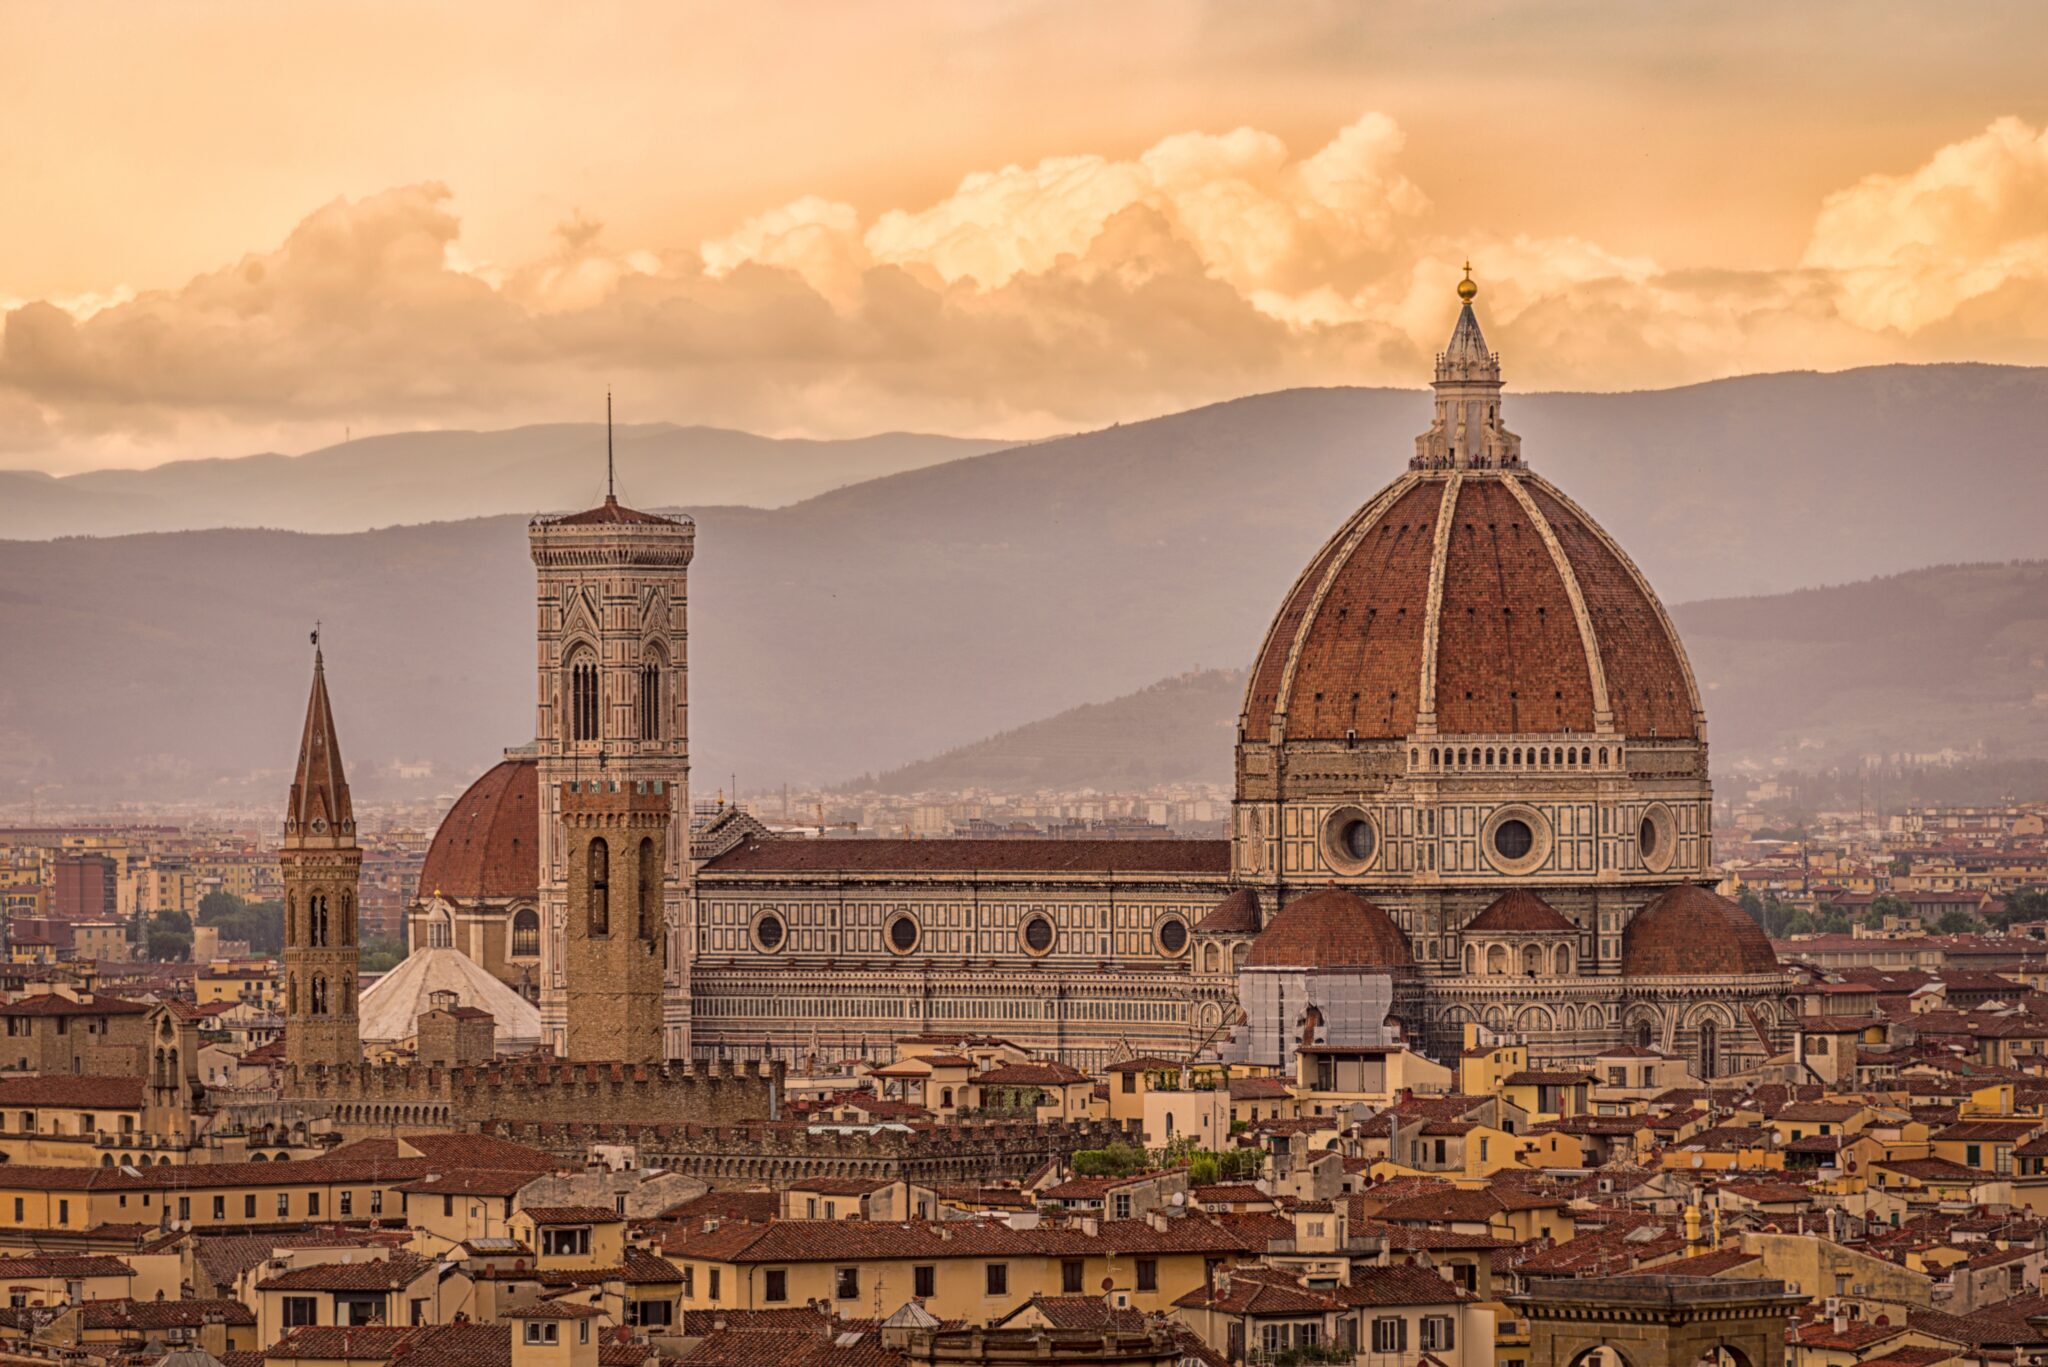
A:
[1413, 266, 1522, 471]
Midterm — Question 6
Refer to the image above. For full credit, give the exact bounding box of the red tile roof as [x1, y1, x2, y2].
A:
[1623, 885, 1781, 977]
[1465, 890, 1575, 934]
[418, 759, 540, 902]
[703, 838, 1229, 876]
[0, 1074, 146, 1107]
[1195, 889, 1260, 935]
[1246, 888, 1413, 970]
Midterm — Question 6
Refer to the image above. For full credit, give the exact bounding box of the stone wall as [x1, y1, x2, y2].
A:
[286, 1057, 782, 1138]
[475, 1116, 1125, 1188]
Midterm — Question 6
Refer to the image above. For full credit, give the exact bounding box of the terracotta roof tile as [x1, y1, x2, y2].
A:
[1246, 888, 1412, 970]
[703, 838, 1228, 876]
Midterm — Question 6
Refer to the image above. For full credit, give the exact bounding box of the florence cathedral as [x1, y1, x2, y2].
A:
[394, 277, 1792, 1079]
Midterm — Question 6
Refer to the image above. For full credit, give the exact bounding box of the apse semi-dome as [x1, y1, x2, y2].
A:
[418, 759, 539, 902]
[1245, 887, 1414, 971]
[1621, 885, 1780, 978]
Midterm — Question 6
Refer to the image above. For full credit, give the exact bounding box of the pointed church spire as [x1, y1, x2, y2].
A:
[286, 635, 354, 842]
[1413, 266, 1521, 471]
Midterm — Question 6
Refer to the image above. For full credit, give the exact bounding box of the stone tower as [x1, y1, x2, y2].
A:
[281, 641, 363, 1072]
[530, 485, 695, 1060]
[559, 778, 671, 1063]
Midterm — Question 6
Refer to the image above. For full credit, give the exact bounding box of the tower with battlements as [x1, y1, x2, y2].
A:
[529, 488, 695, 1060]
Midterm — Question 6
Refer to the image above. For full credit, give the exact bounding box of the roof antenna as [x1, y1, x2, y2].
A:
[606, 388, 615, 502]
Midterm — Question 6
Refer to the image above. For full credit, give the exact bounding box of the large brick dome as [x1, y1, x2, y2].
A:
[1245, 887, 1414, 971]
[1621, 885, 1780, 977]
[418, 759, 539, 902]
[1241, 471, 1700, 744]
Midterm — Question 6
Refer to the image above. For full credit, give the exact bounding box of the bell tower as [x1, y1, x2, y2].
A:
[559, 778, 671, 1063]
[281, 638, 363, 1073]
[529, 428, 695, 1061]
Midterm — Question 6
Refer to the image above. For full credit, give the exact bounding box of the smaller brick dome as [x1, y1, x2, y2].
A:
[418, 759, 539, 902]
[1196, 889, 1261, 935]
[1465, 889, 1575, 934]
[1245, 888, 1414, 971]
[1622, 885, 1780, 977]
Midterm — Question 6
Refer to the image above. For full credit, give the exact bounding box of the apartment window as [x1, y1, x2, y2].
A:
[444, 1195, 455, 1218]
[1967, 1145, 1982, 1168]
[681, 1266, 694, 1298]
[985, 1263, 1008, 1296]
[370, 1190, 383, 1215]
[10, 1199, 18, 1222]
[1261, 1325, 1285, 1354]
[764, 1270, 788, 1303]
[410, 1298, 428, 1326]
[708, 1269, 721, 1302]
[308, 1193, 321, 1217]
[524, 1323, 559, 1346]
[1136, 1259, 1158, 1292]
[835, 1267, 860, 1300]
[631, 1300, 673, 1328]
[283, 1297, 319, 1328]
[542, 1227, 591, 1258]
[58, 1200, 69, 1225]
[1421, 1316, 1456, 1352]
[1607, 1067, 1625, 1086]
[278, 1193, 291, 1217]
[1479, 1137, 1490, 1163]
[245, 1195, 256, 1218]
[914, 1266, 935, 1299]
[213, 1196, 225, 1220]
[1112, 1193, 1132, 1220]
[340, 1191, 352, 1217]
[1062, 1260, 1084, 1294]
[806, 1198, 818, 1218]
[1371, 1317, 1407, 1353]
[1121, 1074, 1136, 1094]
[580, 1322, 590, 1345]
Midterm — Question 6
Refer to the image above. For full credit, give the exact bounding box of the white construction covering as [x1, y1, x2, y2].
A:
[356, 946, 542, 1051]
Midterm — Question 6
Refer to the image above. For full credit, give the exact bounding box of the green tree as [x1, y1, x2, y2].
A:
[1070, 1141, 1149, 1178]
[1868, 894, 1914, 923]
[196, 892, 284, 957]
[145, 909, 192, 961]
[1935, 909, 1979, 935]
[359, 937, 406, 975]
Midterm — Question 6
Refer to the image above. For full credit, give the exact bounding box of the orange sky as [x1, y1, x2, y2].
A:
[5, 1, 2048, 471]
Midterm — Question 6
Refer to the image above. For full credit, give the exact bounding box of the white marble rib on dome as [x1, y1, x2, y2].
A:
[356, 946, 542, 1050]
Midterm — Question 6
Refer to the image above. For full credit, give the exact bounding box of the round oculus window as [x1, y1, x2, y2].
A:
[753, 914, 785, 951]
[1340, 819, 1375, 862]
[888, 915, 919, 953]
[1022, 916, 1055, 954]
[1639, 815, 1658, 858]
[1157, 917, 1189, 955]
[1493, 819, 1535, 861]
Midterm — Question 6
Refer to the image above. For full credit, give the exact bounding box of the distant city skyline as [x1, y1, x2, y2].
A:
[4, 2, 2048, 471]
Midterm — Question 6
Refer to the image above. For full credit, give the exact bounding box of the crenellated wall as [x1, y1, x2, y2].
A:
[286, 1056, 782, 1138]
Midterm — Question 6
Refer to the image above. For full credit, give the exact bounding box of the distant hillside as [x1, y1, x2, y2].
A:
[854, 563, 2048, 792]
[845, 670, 1249, 794]
[0, 424, 1010, 537]
[4, 365, 2048, 807]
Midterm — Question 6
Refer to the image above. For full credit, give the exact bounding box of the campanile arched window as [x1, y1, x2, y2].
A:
[568, 648, 599, 743]
[639, 651, 663, 741]
[587, 837, 610, 936]
[638, 837, 661, 940]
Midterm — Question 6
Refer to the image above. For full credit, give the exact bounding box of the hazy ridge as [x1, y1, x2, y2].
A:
[0, 424, 1011, 537]
[3, 364, 2047, 806]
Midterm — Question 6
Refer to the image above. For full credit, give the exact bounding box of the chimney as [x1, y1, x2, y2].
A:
[1833, 1311, 1849, 1337]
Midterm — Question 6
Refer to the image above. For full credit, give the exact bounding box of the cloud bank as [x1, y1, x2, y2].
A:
[6, 112, 2048, 469]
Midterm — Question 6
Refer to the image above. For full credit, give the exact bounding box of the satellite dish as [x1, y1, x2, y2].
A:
[1691, 1155, 1704, 1168]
